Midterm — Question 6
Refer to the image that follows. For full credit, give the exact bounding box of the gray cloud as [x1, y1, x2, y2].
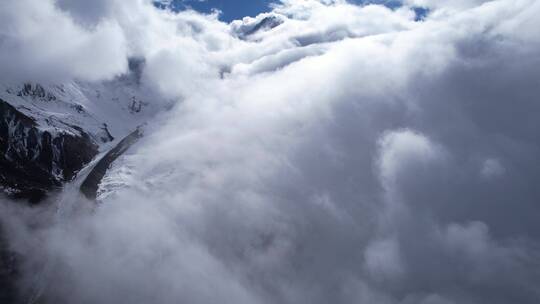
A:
[2, 0, 540, 303]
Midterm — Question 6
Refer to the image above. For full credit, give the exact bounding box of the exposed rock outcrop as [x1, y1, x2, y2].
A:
[0, 99, 98, 202]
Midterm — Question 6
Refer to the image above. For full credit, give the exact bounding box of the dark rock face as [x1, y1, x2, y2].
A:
[0, 99, 99, 203]
[17, 83, 56, 101]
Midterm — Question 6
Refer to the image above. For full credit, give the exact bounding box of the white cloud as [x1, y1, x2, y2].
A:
[377, 130, 442, 188]
[0, 0, 128, 82]
[3, 0, 540, 303]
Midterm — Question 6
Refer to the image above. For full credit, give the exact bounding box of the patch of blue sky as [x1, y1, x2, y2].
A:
[153, 0, 428, 22]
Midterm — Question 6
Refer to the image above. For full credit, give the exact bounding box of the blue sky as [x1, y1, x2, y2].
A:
[156, 0, 275, 22]
[155, 1, 424, 22]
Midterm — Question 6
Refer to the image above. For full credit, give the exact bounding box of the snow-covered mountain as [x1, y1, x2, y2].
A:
[231, 13, 285, 40]
[0, 60, 170, 202]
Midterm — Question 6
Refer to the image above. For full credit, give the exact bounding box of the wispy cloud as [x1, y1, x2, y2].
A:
[2, 0, 540, 303]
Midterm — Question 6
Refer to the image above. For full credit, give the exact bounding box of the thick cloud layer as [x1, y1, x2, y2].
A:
[0, 0, 127, 82]
[2, 0, 540, 303]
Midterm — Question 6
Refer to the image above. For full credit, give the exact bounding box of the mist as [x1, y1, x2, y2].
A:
[1, 0, 540, 303]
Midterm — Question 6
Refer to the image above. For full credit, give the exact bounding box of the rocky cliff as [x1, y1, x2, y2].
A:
[0, 98, 98, 202]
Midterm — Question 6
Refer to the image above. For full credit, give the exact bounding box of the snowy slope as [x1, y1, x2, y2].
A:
[0, 79, 167, 146]
[0, 61, 171, 200]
